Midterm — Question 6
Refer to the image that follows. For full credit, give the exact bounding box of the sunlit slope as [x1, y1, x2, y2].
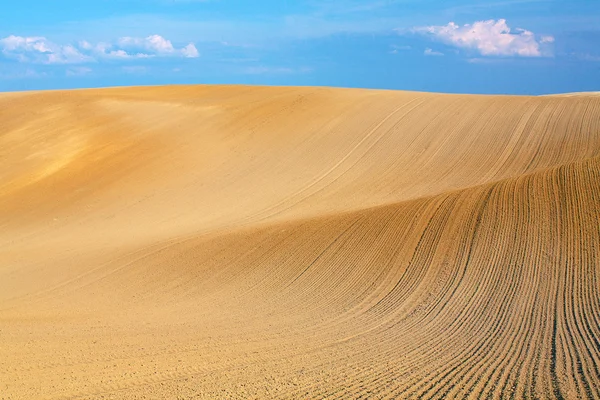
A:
[0, 86, 599, 399]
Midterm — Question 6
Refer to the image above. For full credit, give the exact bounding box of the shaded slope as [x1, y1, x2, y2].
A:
[0, 86, 599, 399]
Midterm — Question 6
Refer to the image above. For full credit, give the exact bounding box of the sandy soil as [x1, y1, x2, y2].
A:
[1, 85, 599, 399]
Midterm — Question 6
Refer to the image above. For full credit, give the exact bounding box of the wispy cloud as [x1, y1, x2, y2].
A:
[574, 53, 600, 62]
[424, 48, 444, 56]
[466, 57, 516, 64]
[0, 67, 47, 80]
[412, 19, 554, 57]
[0, 34, 199, 64]
[389, 44, 411, 54]
[122, 66, 149, 74]
[66, 66, 93, 76]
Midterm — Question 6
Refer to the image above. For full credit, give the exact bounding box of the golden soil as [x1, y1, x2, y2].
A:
[1, 85, 599, 399]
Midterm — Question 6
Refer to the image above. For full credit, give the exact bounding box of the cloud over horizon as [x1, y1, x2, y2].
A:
[0, 34, 199, 64]
[413, 19, 554, 57]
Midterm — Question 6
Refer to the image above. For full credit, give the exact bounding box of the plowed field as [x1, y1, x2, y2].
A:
[1, 86, 599, 399]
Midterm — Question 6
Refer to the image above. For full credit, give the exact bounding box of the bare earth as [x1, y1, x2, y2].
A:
[1, 85, 599, 399]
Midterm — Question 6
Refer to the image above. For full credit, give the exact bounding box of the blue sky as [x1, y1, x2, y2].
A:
[0, 0, 598, 94]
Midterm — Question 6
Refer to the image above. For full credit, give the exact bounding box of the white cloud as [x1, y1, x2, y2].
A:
[118, 35, 173, 54]
[182, 43, 199, 58]
[79, 40, 93, 50]
[424, 48, 444, 56]
[106, 49, 133, 59]
[145, 35, 175, 53]
[0, 35, 93, 64]
[50, 45, 94, 64]
[98, 49, 151, 59]
[0, 34, 199, 64]
[0, 36, 51, 53]
[117, 35, 199, 58]
[413, 19, 554, 57]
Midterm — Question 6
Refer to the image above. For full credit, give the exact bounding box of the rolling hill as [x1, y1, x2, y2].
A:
[1, 85, 599, 399]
